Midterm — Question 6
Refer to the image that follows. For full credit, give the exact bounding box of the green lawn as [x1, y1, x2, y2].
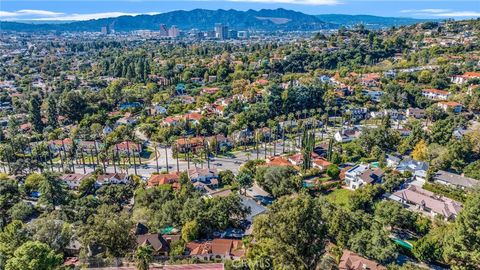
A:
[325, 188, 352, 207]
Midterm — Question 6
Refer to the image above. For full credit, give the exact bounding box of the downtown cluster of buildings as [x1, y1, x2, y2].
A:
[101, 22, 248, 40]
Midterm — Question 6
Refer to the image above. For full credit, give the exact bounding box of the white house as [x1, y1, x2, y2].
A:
[436, 101, 462, 113]
[421, 89, 450, 100]
[334, 129, 361, 143]
[396, 158, 429, 182]
[345, 164, 384, 190]
[95, 173, 129, 186]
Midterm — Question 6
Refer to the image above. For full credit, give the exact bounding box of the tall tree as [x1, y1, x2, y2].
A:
[444, 192, 480, 269]
[301, 129, 315, 171]
[37, 172, 68, 211]
[0, 220, 29, 267]
[46, 96, 58, 128]
[248, 194, 327, 269]
[59, 91, 87, 123]
[28, 95, 43, 133]
[5, 241, 62, 270]
[80, 205, 134, 257]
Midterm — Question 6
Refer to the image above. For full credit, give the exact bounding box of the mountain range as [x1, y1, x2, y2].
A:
[0, 9, 431, 32]
[316, 14, 431, 29]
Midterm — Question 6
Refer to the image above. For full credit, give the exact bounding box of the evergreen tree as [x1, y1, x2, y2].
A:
[29, 95, 43, 133]
[301, 129, 315, 171]
[46, 96, 58, 128]
[327, 138, 334, 161]
[444, 192, 480, 269]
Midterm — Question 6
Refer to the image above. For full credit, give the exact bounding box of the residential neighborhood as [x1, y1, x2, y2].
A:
[0, 7, 480, 270]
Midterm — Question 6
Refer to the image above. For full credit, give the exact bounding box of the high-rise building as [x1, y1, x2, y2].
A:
[101, 24, 114, 35]
[228, 30, 238, 39]
[168, 25, 180, 38]
[101, 26, 108, 35]
[237, 31, 248, 39]
[214, 23, 228, 40]
[159, 24, 168, 37]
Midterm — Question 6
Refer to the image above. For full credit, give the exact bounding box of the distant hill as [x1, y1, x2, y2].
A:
[0, 10, 434, 32]
[0, 9, 336, 32]
[316, 14, 431, 29]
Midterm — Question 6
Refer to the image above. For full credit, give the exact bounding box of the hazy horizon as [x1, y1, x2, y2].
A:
[1, 0, 479, 22]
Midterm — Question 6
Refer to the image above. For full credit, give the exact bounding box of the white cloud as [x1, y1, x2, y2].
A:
[400, 9, 449, 14]
[400, 8, 480, 18]
[33, 12, 144, 21]
[17, 10, 65, 16]
[0, 9, 161, 21]
[0, 11, 19, 17]
[420, 9, 450, 13]
[433, 11, 480, 17]
[0, 9, 64, 18]
[227, 0, 339, 5]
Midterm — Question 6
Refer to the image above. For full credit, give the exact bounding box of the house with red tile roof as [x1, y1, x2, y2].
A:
[162, 116, 182, 126]
[184, 112, 204, 124]
[436, 101, 463, 113]
[339, 250, 386, 270]
[265, 156, 293, 167]
[202, 87, 220, 95]
[287, 152, 321, 166]
[114, 141, 142, 154]
[175, 136, 205, 153]
[49, 138, 73, 152]
[451, 71, 480, 84]
[312, 158, 332, 172]
[421, 88, 450, 100]
[254, 79, 269, 87]
[360, 73, 381, 87]
[147, 171, 181, 189]
[186, 239, 245, 260]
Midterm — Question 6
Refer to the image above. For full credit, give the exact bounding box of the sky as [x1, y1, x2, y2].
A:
[1, 0, 479, 21]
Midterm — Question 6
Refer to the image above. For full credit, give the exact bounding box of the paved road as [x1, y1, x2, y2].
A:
[6, 128, 337, 177]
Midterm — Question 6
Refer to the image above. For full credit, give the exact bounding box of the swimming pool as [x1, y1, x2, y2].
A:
[394, 239, 413, 250]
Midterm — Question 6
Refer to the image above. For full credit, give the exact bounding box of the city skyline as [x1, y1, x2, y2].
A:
[1, 0, 480, 21]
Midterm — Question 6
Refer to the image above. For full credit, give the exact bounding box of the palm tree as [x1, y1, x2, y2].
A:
[203, 138, 210, 169]
[259, 122, 267, 159]
[127, 141, 138, 175]
[302, 108, 308, 120]
[322, 113, 329, 135]
[344, 110, 352, 128]
[93, 140, 100, 168]
[153, 142, 159, 173]
[280, 120, 286, 153]
[111, 149, 117, 173]
[251, 121, 257, 152]
[174, 143, 180, 172]
[80, 149, 87, 174]
[47, 146, 54, 172]
[309, 108, 316, 120]
[254, 130, 260, 160]
[164, 141, 170, 173]
[186, 137, 191, 170]
[333, 106, 339, 127]
[98, 152, 107, 173]
[267, 119, 276, 156]
[115, 144, 123, 173]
